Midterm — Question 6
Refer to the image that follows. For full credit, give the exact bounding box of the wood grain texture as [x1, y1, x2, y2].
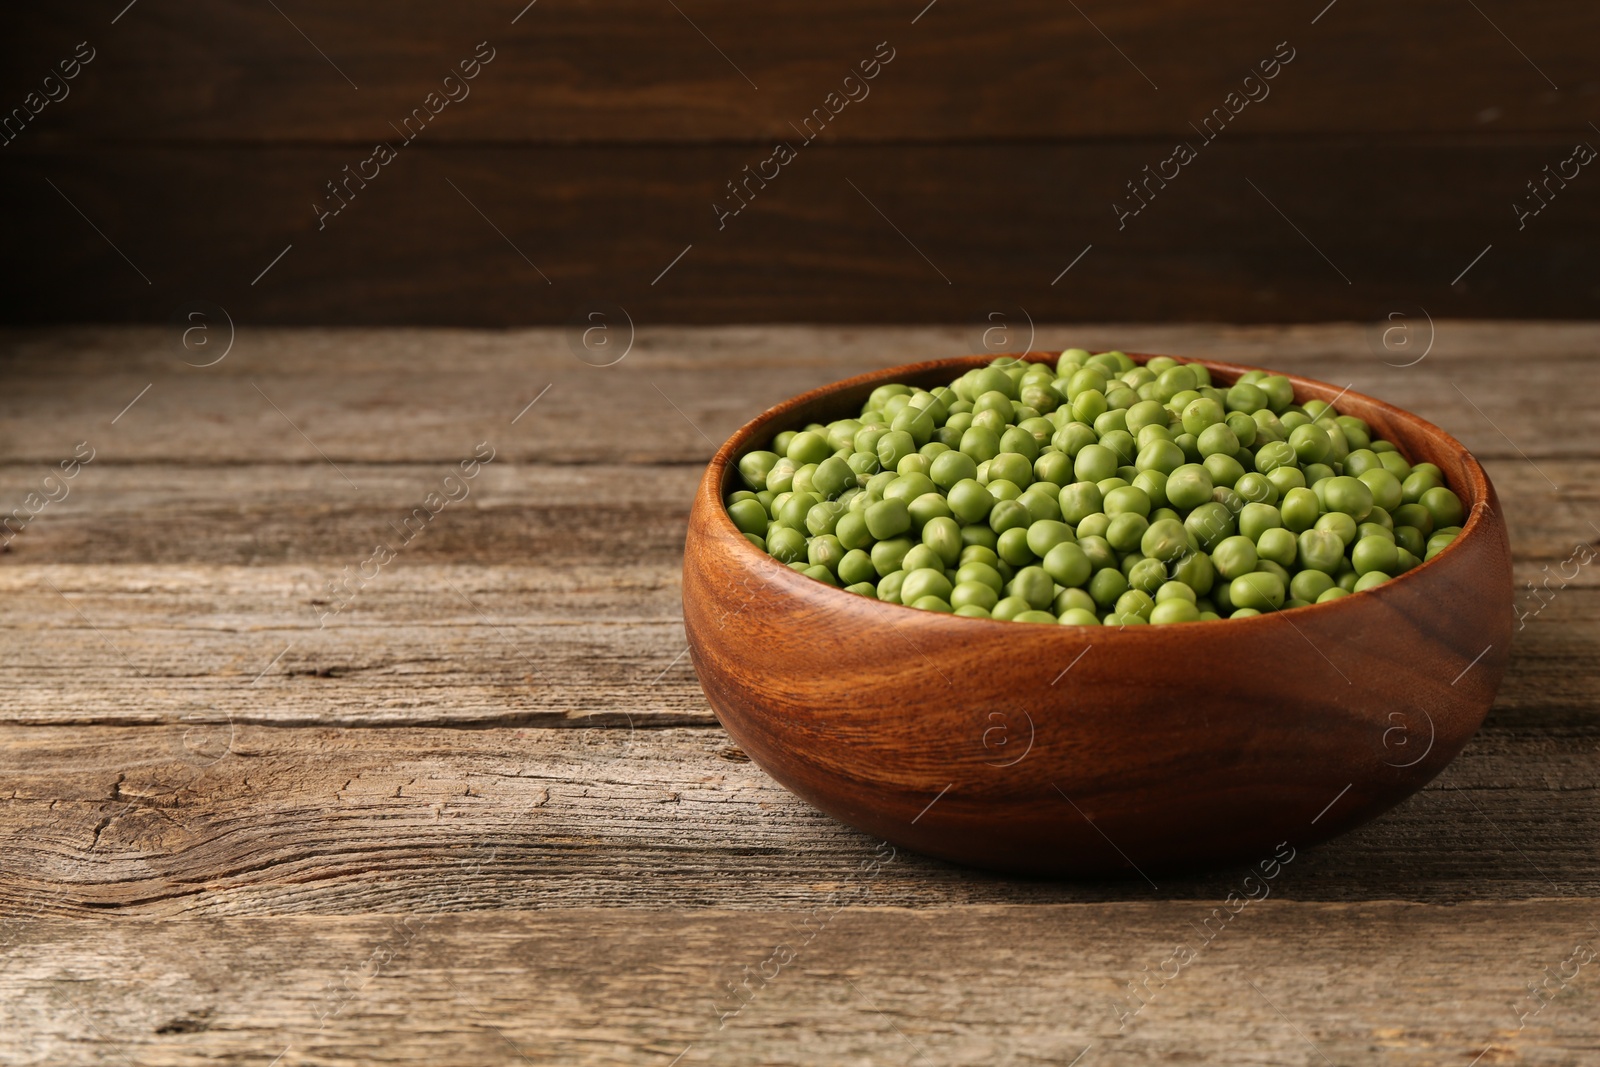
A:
[0, 722, 1596, 918]
[2, 138, 1596, 325]
[0, 324, 1594, 1062]
[4, 902, 1599, 1066]
[5, 0, 1596, 142]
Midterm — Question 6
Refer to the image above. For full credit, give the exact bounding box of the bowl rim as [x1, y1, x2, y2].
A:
[697, 350, 1497, 632]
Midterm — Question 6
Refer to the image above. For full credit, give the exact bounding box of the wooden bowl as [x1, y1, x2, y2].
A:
[682, 352, 1513, 877]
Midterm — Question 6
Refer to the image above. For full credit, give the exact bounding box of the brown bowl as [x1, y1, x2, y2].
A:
[682, 352, 1513, 877]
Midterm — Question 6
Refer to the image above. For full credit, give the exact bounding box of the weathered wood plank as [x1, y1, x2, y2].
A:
[1, 324, 1596, 465]
[3, 900, 1597, 1066]
[0, 722, 1594, 918]
[9, 1, 1596, 143]
[2, 140, 1595, 325]
[0, 543, 1594, 729]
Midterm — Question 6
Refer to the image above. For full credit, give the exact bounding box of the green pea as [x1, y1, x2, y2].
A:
[1076, 513, 1111, 540]
[1074, 443, 1119, 482]
[1356, 522, 1394, 544]
[1351, 535, 1400, 576]
[1179, 397, 1225, 435]
[1314, 511, 1358, 547]
[1005, 566, 1053, 610]
[1265, 464, 1307, 498]
[1238, 502, 1282, 542]
[877, 472, 927, 504]
[728, 497, 769, 536]
[1289, 568, 1335, 603]
[870, 537, 913, 577]
[738, 450, 781, 490]
[1296, 529, 1345, 574]
[1155, 580, 1197, 604]
[1026, 519, 1075, 558]
[998, 427, 1040, 462]
[844, 581, 877, 597]
[987, 499, 1030, 534]
[766, 525, 807, 563]
[896, 452, 933, 478]
[1393, 524, 1426, 558]
[1034, 451, 1074, 487]
[777, 491, 821, 530]
[1053, 481, 1100, 525]
[1088, 567, 1129, 608]
[1390, 502, 1433, 538]
[1316, 587, 1349, 603]
[1127, 557, 1168, 595]
[875, 570, 906, 603]
[1212, 486, 1247, 516]
[1420, 486, 1465, 528]
[941, 479, 990, 525]
[1099, 430, 1137, 466]
[949, 560, 1004, 597]
[1140, 517, 1190, 562]
[806, 534, 844, 572]
[802, 563, 838, 585]
[805, 499, 845, 536]
[1322, 476, 1374, 521]
[1376, 447, 1414, 476]
[926, 449, 975, 489]
[1185, 501, 1236, 549]
[899, 568, 953, 605]
[1401, 469, 1442, 505]
[1202, 452, 1246, 490]
[1166, 464, 1215, 511]
[1059, 607, 1101, 626]
[1343, 449, 1382, 478]
[959, 425, 1002, 464]
[989, 452, 1034, 488]
[1135, 439, 1186, 476]
[1197, 423, 1240, 460]
[1051, 422, 1098, 457]
[1256, 527, 1298, 568]
[1171, 549, 1214, 595]
[1038, 541, 1090, 587]
[743, 532, 766, 551]
[1230, 571, 1285, 611]
[1149, 599, 1200, 624]
[1356, 468, 1402, 513]
[1280, 487, 1319, 532]
[950, 581, 999, 611]
[1114, 588, 1155, 619]
[996, 526, 1034, 566]
[786, 430, 832, 466]
[1055, 585, 1097, 613]
[1256, 375, 1295, 413]
[1106, 512, 1150, 553]
[865, 498, 911, 540]
[836, 511, 873, 551]
[1105, 485, 1152, 517]
[1353, 570, 1390, 593]
[922, 516, 964, 567]
[905, 491, 950, 528]
[1212, 535, 1258, 581]
[1226, 381, 1267, 414]
[837, 548, 876, 586]
[1288, 422, 1332, 464]
[1234, 473, 1277, 506]
[906, 595, 950, 613]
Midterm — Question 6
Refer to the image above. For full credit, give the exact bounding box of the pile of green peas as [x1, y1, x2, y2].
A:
[725, 351, 1467, 625]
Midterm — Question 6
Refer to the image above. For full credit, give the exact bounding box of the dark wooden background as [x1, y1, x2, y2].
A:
[2, 0, 1597, 324]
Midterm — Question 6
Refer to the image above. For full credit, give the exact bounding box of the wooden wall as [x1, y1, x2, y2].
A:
[1, 1, 1597, 324]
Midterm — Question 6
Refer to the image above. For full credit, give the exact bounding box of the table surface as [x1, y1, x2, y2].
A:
[0, 322, 1596, 1066]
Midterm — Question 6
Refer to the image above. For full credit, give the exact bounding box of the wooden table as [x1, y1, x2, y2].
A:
[1, 323, 1595, 1065]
